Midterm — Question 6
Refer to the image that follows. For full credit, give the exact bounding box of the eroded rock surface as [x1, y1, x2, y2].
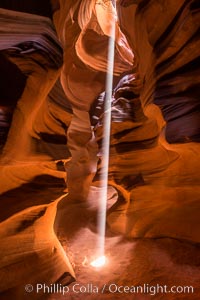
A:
[0, 0, 199, 299]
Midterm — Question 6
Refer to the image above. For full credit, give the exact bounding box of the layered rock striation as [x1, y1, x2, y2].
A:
[0, 0, 199, 298]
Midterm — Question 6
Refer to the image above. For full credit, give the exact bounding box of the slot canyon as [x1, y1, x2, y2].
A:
[0, 0, 199, 299]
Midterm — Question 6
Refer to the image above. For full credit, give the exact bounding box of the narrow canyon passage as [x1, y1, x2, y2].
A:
[0, 0, 200, 299]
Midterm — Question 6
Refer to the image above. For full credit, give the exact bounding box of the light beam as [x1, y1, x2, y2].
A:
[96, 0, 116, 261]
[90, 255, 106, 268]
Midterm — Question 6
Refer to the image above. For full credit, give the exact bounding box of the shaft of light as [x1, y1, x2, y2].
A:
[97, 0, 116, 258]
[90, 255, 106, 268]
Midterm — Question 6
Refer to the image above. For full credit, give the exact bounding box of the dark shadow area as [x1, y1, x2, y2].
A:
[0, 53, 27, 106]
[153, 5, 200, 143]
[0, 175, 65, 222]
[154, 238, 200, 267]
[0, 53, 27, 147]
[0, 0, 53, 18]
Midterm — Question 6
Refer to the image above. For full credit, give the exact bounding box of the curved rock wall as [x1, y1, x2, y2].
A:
[52, 0, 134, 201]
[98, 0, 200, 243]
[0, 8, 67, 161]
[0, 0, 199, 297]
[118, 0, 200, 143]
[0, 8, 75, 294]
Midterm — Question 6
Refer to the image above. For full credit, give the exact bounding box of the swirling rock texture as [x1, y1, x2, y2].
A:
[52, 0, 134, 202]
[97, 1, 199, 297]
[0, 5, 75, 297]
[0, 0, 200, 299]
[103, 0, 200, 238]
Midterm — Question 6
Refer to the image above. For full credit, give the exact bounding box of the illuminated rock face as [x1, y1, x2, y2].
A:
[0, 0, 199, 297]
[0, 8, 71, 161]
[53, 0, 199, 277]
[85, 0, 200, 244]
[101, 0, 200, 241]
[0, 7, 75, 293]
[52, 0, 134, 202]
